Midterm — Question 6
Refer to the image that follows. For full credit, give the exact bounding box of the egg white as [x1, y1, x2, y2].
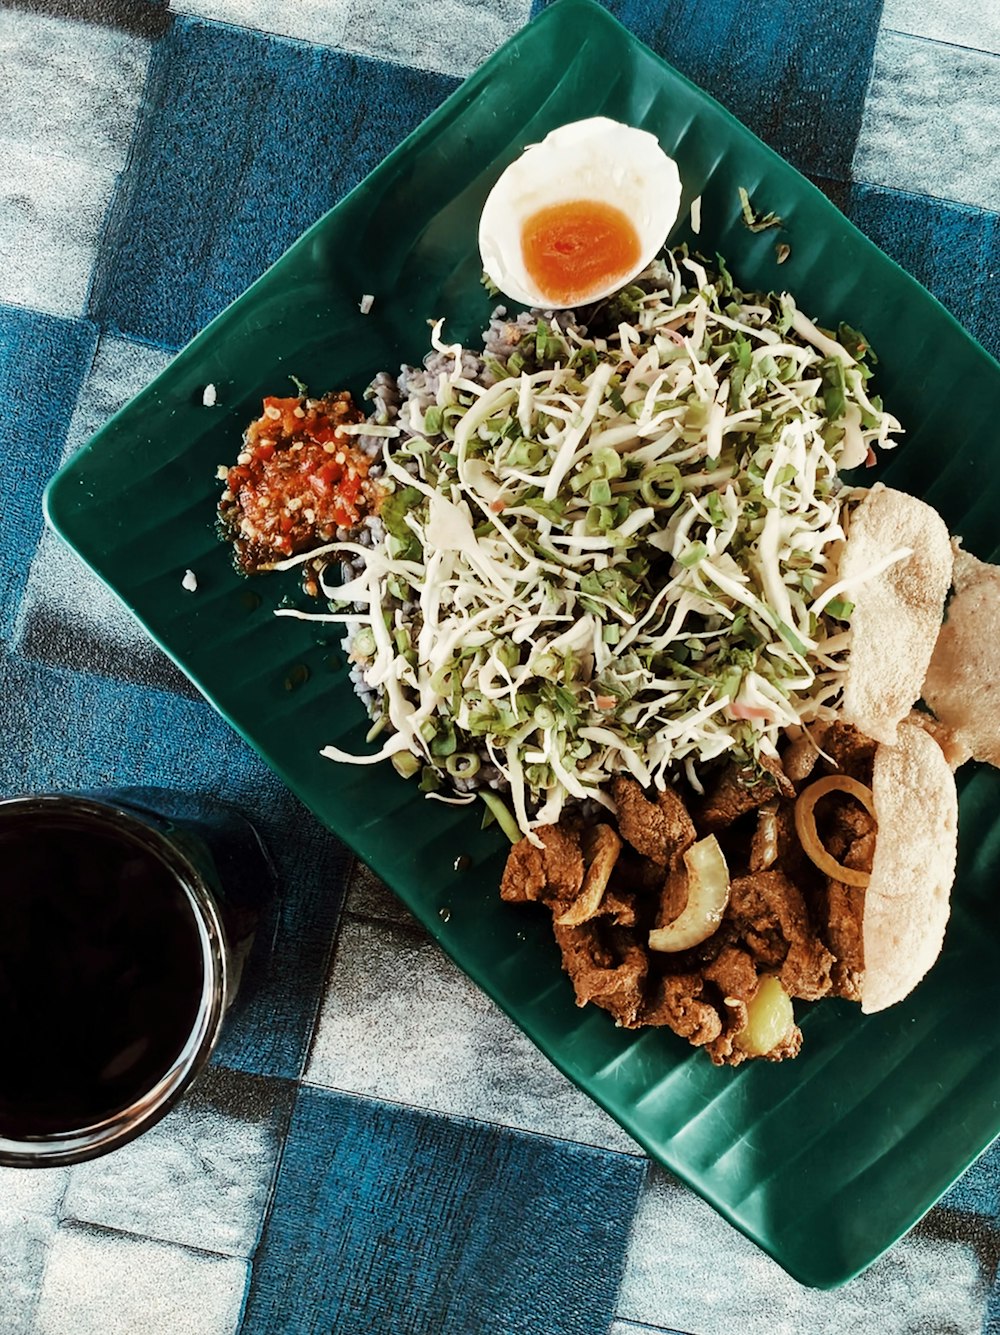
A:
[478, 117, 682, 309]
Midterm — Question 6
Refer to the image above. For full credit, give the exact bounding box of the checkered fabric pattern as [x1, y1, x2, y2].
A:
[2, 1, 1000, 1331]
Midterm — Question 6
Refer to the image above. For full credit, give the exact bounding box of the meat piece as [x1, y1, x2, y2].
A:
[500, 839, 545, 904]
[813, 793, 877, 872]
[727, 869, 834, 1001]
[727, 870, 801, 966]
[819, 722, 877, 784]
[782, 724, 830, 785]
[701, 947, 759, 1060]
[597, 886, 639, 927]
[704, 1031, 742, 1065]
[553, 922, 647, 1027]
[657, 786, 698, 857]
[500, 825, 583, 906]
[654, 865, 689, 929]
[825, 880, 865, 1001]
[696, 754, 794, 833]
[612, 777, 695, 866]
[821, 810, 875, 1001]
[703, 945, 758, 1007]
[532, 824, 584, 905]
[610, 848, 668, 899]
[640, 973, 722, 1046]
[781, 937, 835, 1002]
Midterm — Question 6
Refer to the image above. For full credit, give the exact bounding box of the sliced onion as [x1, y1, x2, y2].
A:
[648, 834, 730, 953]
[554, 825, 621, 926]
[794, 774, 876, 888]
[750, 801, 779, 872]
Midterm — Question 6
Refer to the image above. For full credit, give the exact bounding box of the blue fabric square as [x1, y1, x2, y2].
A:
[0, 647, 351, 1080]
[0, 306, 96, 641]
[531, 0, 882, 180]
[241, 1087, 646, 1335]
[90, 16, 458, 350]
[848, 183, 1000, 363]
[942, 1138, 1000, 1222]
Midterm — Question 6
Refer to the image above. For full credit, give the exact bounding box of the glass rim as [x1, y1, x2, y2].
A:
[0, 792, 229, 1167]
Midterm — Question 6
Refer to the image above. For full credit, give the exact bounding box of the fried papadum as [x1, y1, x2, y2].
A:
[861, 720, 958, 1013]
[838, 484, 953, 744]
[921, 540, 1000, 770]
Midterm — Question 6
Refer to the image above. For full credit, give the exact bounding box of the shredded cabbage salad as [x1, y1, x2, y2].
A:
[282, 251, 901, 836]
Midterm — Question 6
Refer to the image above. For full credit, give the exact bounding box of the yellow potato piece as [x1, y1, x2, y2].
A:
[734, 976, 795, 1056]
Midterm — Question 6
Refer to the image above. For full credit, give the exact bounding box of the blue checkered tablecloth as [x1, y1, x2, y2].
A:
[3, 1, 1000, 1331]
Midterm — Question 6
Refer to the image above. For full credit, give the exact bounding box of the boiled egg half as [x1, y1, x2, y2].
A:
[478, 117, 682, 310]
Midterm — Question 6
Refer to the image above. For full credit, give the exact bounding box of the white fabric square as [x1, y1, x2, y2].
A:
[33, 1226, 247, 1335]
[0, 1167, 69, 1335]
[854, 31, 1000, 212]
[617, 1166, 989, 1334]
[62, 1068, 284, 1258]
[0, 144, 116, 318]
[307, 911, 639, 1152]
[0, 11, 150, 165]
[19, 336, 175, 663]
[0, 12, 151, 317]
[171, 0, 351, 48]
[341, 0, 532, 77]
[882, 0, 1000, 56]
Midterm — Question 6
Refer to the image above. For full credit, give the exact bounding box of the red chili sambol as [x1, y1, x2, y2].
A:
[218, 391, 380, 578]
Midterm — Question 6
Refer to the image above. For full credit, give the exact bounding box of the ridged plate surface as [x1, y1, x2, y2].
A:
[45, 0, 1000, 1288]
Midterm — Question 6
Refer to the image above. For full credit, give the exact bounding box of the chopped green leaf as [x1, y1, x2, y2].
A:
[825, 597, 855, 622]
[738, 186, 783, 233]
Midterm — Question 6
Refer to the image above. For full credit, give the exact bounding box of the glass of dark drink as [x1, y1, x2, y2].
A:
[0, 791, 273, 1167]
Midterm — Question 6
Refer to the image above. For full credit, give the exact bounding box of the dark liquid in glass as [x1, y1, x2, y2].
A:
[0, 813, 205, 1139]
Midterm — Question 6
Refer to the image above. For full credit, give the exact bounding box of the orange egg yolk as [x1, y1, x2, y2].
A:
[520, 199, 642, 306]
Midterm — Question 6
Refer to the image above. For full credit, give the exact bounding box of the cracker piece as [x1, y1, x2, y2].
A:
[922, 540, 1000, 769]
[861, 720, 958, 1014]
[839, 484, 952, 744]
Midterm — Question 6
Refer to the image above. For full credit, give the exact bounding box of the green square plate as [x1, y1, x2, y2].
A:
[45, 0, 1000, 1288]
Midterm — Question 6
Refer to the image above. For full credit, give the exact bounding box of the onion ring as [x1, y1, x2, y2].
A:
[794, 775, 876, 888]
